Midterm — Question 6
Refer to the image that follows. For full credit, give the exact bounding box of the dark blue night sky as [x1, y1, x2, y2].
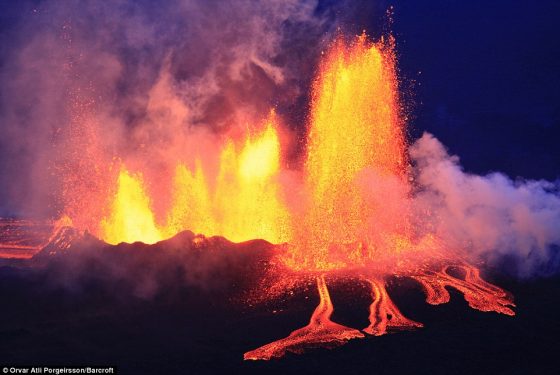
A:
[392, 0, 560, 180]
[317, 0, 560, 179]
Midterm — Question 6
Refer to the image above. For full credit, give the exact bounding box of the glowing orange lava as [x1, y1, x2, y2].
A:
[241, 34, 515, 360]
[101, 169, 163, 245]
[95, 112, 290, 245]
[363, 277, 423, 335]
[165, 113, 291, 243]
[411, 264, 515, 316]
[285, 33, 410, 271]
[0, 216, 73, 258]
[244, 275, 364, 360]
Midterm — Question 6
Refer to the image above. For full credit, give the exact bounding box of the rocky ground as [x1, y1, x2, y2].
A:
[0, 231, 558, 374]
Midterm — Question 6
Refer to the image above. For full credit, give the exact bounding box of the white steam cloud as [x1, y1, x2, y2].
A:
[410, 133, 560, 277]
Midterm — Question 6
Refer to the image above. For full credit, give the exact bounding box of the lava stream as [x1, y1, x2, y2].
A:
[244, 275, 364, 360]
[363, 278, 422, 335]
[411, 264, 515, 316]
[0, 216, 73, 258]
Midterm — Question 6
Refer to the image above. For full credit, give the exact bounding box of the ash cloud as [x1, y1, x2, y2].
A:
[410, 133, 560, 277]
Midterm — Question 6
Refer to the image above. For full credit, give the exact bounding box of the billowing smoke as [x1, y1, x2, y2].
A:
[0, 0, 337, 219]
[410, 133, 560, 277]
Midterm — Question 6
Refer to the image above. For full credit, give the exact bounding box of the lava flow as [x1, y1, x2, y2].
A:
[363, 277, 423, 336]
[244, 276, 364, 360]
[411, 263, 515, 316]
[0, 216, 73, 259]
[285, 33, 409, 272]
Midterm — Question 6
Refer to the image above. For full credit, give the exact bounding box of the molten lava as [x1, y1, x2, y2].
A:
[96, 113, 290, 245]
[0, 216, 74, 258]
[411, 264, 515, 316]
[363, 277, 423, 335]
[244, 276, 364, 360]
[241, 35, 515, 359]
[285, 34, 410, 271]
[101, 169, 163, 245]
[165, 114, 291, 243]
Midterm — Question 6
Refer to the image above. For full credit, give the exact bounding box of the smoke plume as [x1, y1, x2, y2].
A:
[0, 0, 334, 218]
[410, 133, 560, 277]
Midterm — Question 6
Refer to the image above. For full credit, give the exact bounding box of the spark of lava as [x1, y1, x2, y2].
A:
[15, 30, 516, 362]
[242, 34, 516, 360]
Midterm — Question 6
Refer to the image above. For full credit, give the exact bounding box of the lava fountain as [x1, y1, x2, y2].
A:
[97, 112, 291, 245]
[244, 34, 514, 359]
[286, 33, 408, 272]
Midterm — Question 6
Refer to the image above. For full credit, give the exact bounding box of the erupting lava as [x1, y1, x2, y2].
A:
[164, 115, 291, 244]
[101, 169, 162, 245]
[98, 113, 290, 245]
[0, 32, 516, 361]
[286, 33, 409, 271]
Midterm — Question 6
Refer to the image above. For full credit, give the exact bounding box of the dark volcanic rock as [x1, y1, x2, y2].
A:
[31, 229, 278, 298]
[0, 235, 559, 375]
